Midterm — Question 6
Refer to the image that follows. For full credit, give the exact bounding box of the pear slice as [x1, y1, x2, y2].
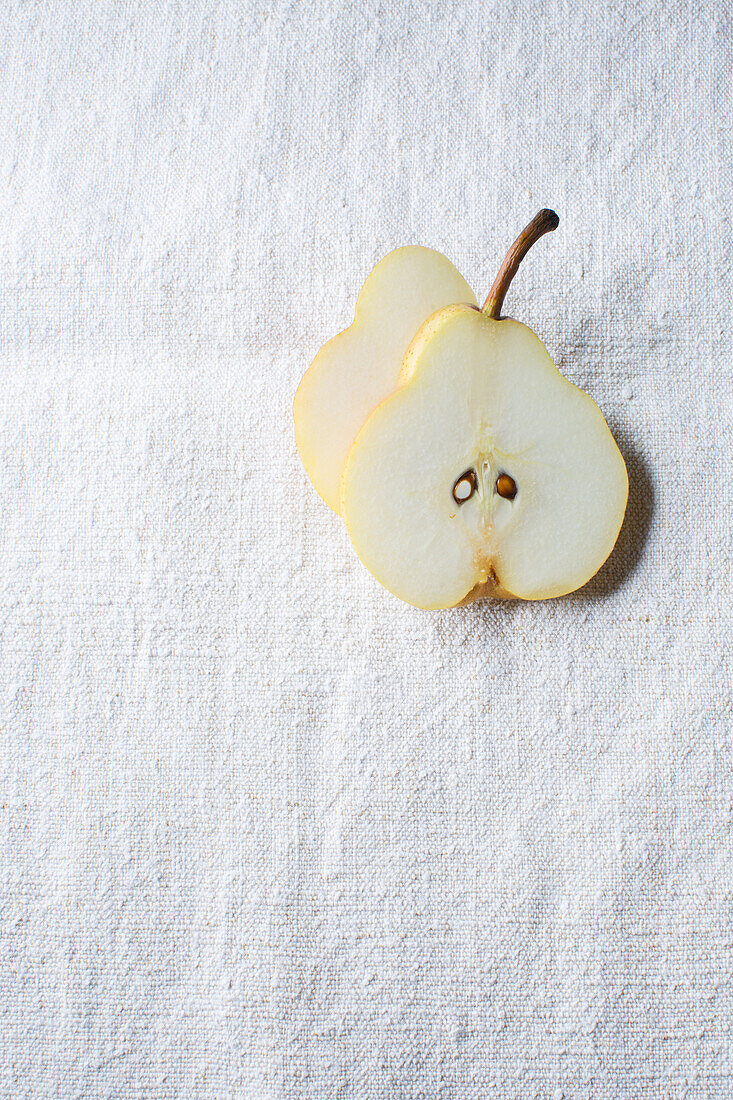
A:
[340, 212, 628, 609]
[293, 247, 477, 512]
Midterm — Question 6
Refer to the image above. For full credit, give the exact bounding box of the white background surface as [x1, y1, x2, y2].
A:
[1, 2, 732, 1097]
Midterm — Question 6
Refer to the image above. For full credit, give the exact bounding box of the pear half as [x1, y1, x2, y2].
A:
[340, 213, 628, 609]
[294, 247, 477, 512]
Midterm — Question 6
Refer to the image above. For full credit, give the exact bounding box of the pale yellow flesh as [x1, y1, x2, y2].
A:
[293, 247, 477, 512]
[341, 306, 628, 609]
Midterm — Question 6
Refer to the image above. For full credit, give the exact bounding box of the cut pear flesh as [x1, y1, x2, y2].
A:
[341, 305, 628, 609]
[294, 247, 477, 512]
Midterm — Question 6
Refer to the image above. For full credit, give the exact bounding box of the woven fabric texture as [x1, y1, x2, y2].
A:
[1, 2, 732, 1097]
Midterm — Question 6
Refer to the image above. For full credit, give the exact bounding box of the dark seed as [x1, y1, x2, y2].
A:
[495, 474, 517, 500]
[453, 469, 478, 504]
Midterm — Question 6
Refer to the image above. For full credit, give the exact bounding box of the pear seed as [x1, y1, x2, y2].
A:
[453, 469, 478, 504]
[496, 474, 517, 500]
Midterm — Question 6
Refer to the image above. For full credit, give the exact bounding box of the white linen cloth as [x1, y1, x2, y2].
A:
[1, 2, 731, 1096]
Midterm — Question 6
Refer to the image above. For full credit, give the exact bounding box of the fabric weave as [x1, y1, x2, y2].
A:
[1, 2, 731, 1097]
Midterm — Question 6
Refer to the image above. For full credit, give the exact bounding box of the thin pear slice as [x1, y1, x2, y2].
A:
[294, 247, 477, 512]
[341, 305, 628, 609]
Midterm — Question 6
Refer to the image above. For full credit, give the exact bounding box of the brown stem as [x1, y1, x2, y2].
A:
[481, 209, 559, 319]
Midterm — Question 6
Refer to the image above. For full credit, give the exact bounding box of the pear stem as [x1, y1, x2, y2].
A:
[481, 209, 559, 319]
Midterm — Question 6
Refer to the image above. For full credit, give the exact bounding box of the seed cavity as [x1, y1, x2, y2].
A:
[452, 469, 478, 504]
[495, 473, 517, 500]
